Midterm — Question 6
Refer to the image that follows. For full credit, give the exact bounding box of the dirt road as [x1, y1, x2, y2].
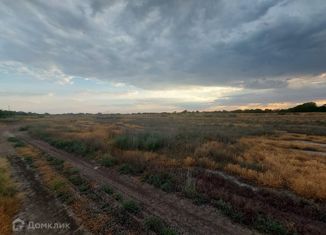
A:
[15, 131, 255, 235]
[0, 124, 83, 235]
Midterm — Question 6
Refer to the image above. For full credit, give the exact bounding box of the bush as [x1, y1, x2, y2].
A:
[213, 199, 244, 223]
[113, 133, 165, 151]
[119, 163, 144, 175]
[144, 217, 177, 235]
[122, 200, 141, 214]
[50, 178, 66, 192]
[68, 175, 85, 186]
[63, 167, 80, 175]
[48, 158, 64, 171]
[57, 191, 73, 204]
[254, 215, 288, 235]
[78, 183, 90, 192]
[50, 139, 94, 156]
[100, 155, 117, 167]
[143, 172, 176, 192]
[7, 137, 25, 147]
[101, 185, 113, 195]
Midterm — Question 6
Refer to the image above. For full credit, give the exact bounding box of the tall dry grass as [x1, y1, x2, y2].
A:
[225, 137, 326, 200]
[0, 157, 20, 235]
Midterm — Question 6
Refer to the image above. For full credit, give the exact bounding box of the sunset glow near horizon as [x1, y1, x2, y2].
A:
[1, 1, 326, 113]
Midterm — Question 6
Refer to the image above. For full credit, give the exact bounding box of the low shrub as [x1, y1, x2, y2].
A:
[63, 167, 80, 175]
[144, 216, 177, 235]
[100, 154, 117, 167]
[254, 215, 288, 235]
[68, 175, 85, 186]
[7, 137, 25, 147]
[48, 158, 64, 171]
[101, 185, 113, 195]
[51, 139, 87, 155]
[182, 174, 208, 205]
[122, 200, 141, 214]
[119, 163, 144, 175]
[49, 178, 66, 192]
[212, 199, 244, 224]
[143, 172, 176, 192]
[78, 183, 90, 192]
[113, 133, 165, 151]
[57, 190, 73, 204]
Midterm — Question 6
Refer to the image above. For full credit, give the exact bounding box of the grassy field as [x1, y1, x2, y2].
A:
[13, 112, 326, 234]
[0, 157, 20, 235]
[23, 112, 326, 199]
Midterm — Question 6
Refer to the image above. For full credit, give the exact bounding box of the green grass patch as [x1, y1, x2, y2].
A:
[101, 184, 114, 195]
[63, 167, 80, 175]
[143, 172, 176, 192]
[7, 137, 25, 147]
[119, 163, 144, 175]
[254, 215, 289, 235]
[49, 178, 66, 192]
[113, 133, 165, 151]
[213, 199, 244, 224]
[122, 200, 141, 214]
[68, 175, 85, 186]
[144, 216, 178, 235]
[48, 157, 64, 171]
[100, 154, 117, 167]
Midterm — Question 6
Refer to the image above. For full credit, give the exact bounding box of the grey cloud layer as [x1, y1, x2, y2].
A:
[1, 0, 326, 95]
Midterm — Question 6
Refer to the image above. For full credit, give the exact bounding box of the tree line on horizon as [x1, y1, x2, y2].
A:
[230, 102, 326, 113]
[0, 102, 325, 118]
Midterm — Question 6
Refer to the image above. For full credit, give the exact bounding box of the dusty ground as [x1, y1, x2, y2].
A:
[0, 124, 83, 235]
[13, 128, 255, 235]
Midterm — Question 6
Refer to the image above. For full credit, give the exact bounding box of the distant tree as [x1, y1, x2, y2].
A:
[287, 102, 318, 112]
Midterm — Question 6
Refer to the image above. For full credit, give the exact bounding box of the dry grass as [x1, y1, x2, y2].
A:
[278, 132, 326, 144]
[0, 157, 20, 235]
[225, 137, 326, 200]
[71, 198, 111, 233]
[23, 112, 326, 200]
[16, 145, 119, 233]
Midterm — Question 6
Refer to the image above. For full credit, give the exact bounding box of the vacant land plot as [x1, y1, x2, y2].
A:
[3, 112, 326, 234]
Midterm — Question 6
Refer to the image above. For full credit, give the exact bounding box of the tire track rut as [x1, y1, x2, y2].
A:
[18, 133, 254, 235]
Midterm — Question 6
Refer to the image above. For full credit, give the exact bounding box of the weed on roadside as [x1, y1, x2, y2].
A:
[144, 216, 178, 235]
[122, 200, 141, 214]
[101, 184, 114, 195]
[143, 172, 176, 192]
[100, 154, 117, 167]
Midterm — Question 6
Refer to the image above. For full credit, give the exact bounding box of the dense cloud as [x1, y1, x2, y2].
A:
[0, 0, 325, 111]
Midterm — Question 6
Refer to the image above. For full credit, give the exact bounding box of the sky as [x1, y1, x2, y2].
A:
[0, 0, 326, 113]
